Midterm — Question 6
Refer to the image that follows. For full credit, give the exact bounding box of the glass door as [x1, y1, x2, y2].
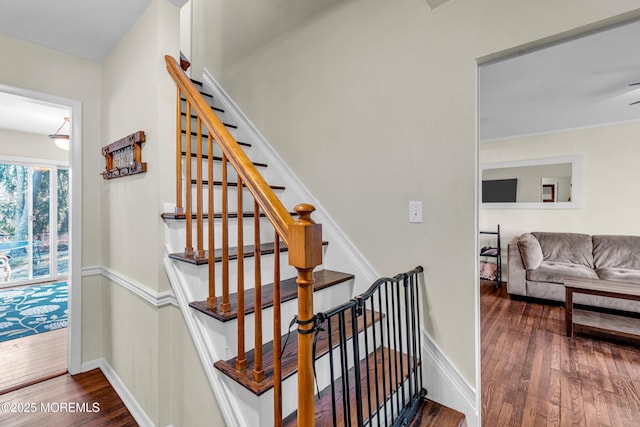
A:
[0, 162, 67, 285]
[56, 168, 69, 275]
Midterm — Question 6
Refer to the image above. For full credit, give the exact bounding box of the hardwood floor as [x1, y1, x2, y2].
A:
[0, 328, 67, 395]
[0, 369, 137, 426]
[481, 281, 640, 426]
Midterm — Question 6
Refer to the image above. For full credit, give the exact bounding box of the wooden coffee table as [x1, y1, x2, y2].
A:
[564, 277, 640, 339]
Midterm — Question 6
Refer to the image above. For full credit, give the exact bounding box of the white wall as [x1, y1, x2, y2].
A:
[480, 120, 640, 275]
[191, 0, 640, 391]
[99, 1, 225, 425]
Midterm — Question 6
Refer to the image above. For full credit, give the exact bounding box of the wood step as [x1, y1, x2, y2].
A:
[408, 400, 467, 427]
[181, 129, 250, 147]
[190, 269, 354, 322]
[168, 241, 329, 265]
[215, 303, 378, 396]
[283, 346, 417, 426]
[189, 179, 285, 191]
[181, 151, 268, 168]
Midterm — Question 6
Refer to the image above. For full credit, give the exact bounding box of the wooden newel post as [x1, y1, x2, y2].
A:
[289, 203, 322, 427]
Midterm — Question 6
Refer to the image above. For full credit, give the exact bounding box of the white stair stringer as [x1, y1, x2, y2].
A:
[163, 245, 246, 427]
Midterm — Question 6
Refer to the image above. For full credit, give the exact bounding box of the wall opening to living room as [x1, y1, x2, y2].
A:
[478, 17, 640, 284]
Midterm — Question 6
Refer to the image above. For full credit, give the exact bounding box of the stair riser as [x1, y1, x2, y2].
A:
[181, 114, 239, 132]
[180, 136, 240, 159]
[172, 251, 301, 298]
[184, 157, 240, 183]
[180, 98, 227, 119]
[180, 180, 280, 212]
[164, 217, 277, 254]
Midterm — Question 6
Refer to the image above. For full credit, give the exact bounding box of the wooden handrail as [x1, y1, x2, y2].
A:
[165, 55, 294, 243]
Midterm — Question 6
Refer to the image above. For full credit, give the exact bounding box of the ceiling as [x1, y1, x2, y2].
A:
[0, 3, 639, 141]
[480, 19, 640, 142]
[0, 0, 157, 62]
[0, 0, 184, 136]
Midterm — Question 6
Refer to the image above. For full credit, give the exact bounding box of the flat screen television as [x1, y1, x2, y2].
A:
[482, 179, 517, 203]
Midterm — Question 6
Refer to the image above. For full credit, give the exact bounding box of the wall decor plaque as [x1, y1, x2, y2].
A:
[101, 131, 147, 180]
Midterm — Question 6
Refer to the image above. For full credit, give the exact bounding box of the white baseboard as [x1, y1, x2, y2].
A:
[421, 329, 478, 427]
[81, 358, 154, 427]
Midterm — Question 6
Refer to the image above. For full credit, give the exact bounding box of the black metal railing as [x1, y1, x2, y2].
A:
[310, 266, 426, 426]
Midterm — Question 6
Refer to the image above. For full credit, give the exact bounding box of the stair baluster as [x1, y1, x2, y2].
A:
[207, 133, 216, 308]
[220, 154, 231, 313]
[174, 87, 184, 215]
[236, 175, 247, 370]
[184, 102, 193, 256]
[253, 201, 264, 382]
[196, 117, 204, 257]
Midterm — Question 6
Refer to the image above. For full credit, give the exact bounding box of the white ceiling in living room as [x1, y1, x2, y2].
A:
[479, 19, 640, 142]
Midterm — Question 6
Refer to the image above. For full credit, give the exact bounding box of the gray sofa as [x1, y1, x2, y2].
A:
[508, 232, 640, 313]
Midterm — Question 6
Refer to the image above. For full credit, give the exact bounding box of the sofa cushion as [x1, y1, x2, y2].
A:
[532, 232, 594, 268]
[596, 267, 640, 285]
[526, 261, 598, 284]
[517, 233, 544, 270]
[593, 235, 640, 270]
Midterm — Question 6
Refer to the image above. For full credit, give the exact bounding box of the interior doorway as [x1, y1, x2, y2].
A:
[477, 16, 640, 425]
[0, 89, 76, 393]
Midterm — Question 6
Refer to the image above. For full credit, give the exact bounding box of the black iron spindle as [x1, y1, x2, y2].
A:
[351, 303, 364, 427]
[361, 298, 374, 424]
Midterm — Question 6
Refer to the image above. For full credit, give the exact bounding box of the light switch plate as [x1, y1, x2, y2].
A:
[409, 201, 423, 223]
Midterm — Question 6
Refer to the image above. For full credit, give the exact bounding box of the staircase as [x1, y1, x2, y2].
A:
[161, 55, 466, 427]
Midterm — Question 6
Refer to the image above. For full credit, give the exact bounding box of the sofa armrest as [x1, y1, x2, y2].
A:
[507, 236, 527, 297]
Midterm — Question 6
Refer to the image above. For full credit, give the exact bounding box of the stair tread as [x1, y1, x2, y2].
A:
[181, 129, 250, 147]
[215, 297, 378, 397]
[168, 241, 328, 265]
[181, 151, 268, 168]
[408, 399, 467, 427]
[191, 269, 354, 322]
[283, 346, 418, 426]
[161, 211, 294, 221]
[189, 179, 285, 191]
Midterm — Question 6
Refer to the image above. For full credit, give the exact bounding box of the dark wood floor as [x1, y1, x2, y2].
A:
[0, 369, 137, 426]
[0, 328, 67, 394]
[481, 281, 640, 426]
